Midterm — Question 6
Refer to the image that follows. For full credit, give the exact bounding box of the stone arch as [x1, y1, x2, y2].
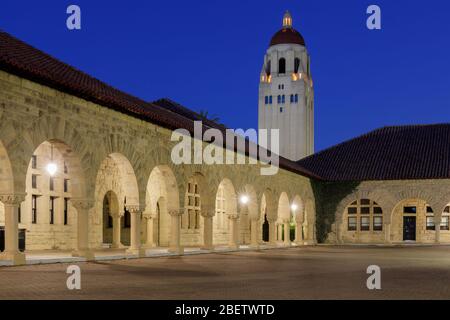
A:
[145, 165, 179, 247]
[390, 188, 441, 221]
[277, 192, 290, 222]
[0, 139, 15, 195]
[291, 194, 305, 223]
[102, 190, 119, 244]
[213, 178, 238, 245]
[336, 189, 396, 224]
[16, 115, 92, 198]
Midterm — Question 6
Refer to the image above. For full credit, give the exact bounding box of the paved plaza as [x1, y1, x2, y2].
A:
[0, 246, 449, 300]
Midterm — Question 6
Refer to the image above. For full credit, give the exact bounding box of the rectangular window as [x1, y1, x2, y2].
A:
[18, 205, 21, 224]
[373, 216, 383, 231]
[295, 94, 298, 103]
[348, 217, 357, 231]
[264, 96, 268, 105]
[49, 196, 55, 225]
[374, 206, 383, 214]
[290, 94, 294, 103]
[32, 155, 37, 169]
[347, 207, 357, 214]
[281, 95, 285, 104]
[403, 206, 417, 214]
[32, 174, 37, 189]
[426, 216, 435, 230]
[32, 195, 37, 224]
[360, 199, 370, 205]
[360, 206, 370, 214]
[64, 198, 69, 225]
[360, 217, 370, 231]
[277, 95, 281, 104]
[49, 177, 54, 191]
[64, 161, 68, 174]
[441, 216, 449, 231]
[280, 107, 283, 113]
[64, 179, 69, 193]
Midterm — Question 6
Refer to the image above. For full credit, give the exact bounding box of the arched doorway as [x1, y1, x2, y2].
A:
[262, 213, 269, 242]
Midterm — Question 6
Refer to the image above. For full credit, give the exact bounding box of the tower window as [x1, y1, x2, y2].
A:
[265, 60, 271, 76]
[280, 107, 283, 113]
[265, 96, 268, 105]
[290, 94, 294, 103]
[278, 58, 286, 74]
[294, 58, 300, 73]
[281, 95, 285, 104]
[269, 96, 273, 104]
[277, 95, 281, 104]
[295, 94, 298, 103]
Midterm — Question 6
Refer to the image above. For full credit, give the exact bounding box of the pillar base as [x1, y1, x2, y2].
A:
[249, 244, 260, 250]
[168, 246, 184, 255]
[142, 243, 156, 249]
[72, 249, 95, 261]
[201, 244, 214, 251]
[126, 247, 146, 257]
[0, 251, 26, 265]
[111, 243, 126, 249]
[228, 244, 239, 250]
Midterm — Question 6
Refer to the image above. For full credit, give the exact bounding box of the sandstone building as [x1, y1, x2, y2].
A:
[0, 13, 449, 266]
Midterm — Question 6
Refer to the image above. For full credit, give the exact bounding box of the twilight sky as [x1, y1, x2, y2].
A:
[1, 0, 450, 151]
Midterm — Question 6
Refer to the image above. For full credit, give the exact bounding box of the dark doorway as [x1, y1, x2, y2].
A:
[262, 214, 269, 242]
[403, 216, 416, 241]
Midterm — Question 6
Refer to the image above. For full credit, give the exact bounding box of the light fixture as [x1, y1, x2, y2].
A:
[240, 195, 249, 205]
[291, 203, 298, 211]
[46, 143, 57, 176]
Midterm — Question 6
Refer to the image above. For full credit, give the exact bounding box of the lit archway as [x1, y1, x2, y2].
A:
[145, 165, 179, 247]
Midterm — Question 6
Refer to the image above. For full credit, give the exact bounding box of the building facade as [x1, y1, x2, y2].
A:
[0, 13, 449, 267]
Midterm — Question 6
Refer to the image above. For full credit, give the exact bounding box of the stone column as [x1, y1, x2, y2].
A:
[201, 212, 214, 250]
[111, 213, 123, 249]
[168, 209, 184, 254]
[268, 219, 277, 244]
[294, 219, 304, 245]
[384, 222, 391, 244]
[71, 198, 95, 260]
[277, 222, 283, 243]
[250, 218, 260, 248]
[0, 194, 26, 265]
[143, 213, 155, 248]
[126, 206, 145, 256]
[228, 214, 239, 249]
[284, 221, 290, 245]
[435, 214, 442, 244]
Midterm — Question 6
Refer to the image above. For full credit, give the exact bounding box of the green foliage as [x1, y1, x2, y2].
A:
[311, 180, 360, 243]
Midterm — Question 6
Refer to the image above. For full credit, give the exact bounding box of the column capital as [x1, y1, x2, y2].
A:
[201, 211, 215, 218]
[168, 208, 184, 217]
[71, 198, 95, 211]
[142, 213, 156, 219]
[228, 214, 239, 220]
[125, 205, 142, 214]
[0, 193, 26, 206]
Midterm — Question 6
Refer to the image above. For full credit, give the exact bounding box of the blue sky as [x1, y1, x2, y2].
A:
[1, 0, 450, 151]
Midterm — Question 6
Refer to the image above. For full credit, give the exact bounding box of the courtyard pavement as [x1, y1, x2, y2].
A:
[0, 245, 449, 299]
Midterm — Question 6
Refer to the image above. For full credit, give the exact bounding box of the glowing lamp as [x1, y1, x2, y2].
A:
[46, 162, 57, 176]
[240, 195, 249, 205]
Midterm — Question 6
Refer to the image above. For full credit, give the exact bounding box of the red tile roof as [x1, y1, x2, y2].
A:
[298, 124, 450, 181]
[0, 30, 320, 180]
